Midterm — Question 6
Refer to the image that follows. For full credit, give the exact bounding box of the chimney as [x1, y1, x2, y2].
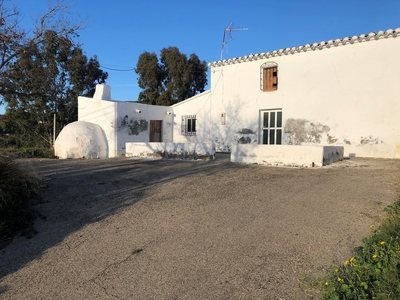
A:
[93, 84, 112, 100]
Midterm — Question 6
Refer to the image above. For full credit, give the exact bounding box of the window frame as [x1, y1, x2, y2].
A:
[260, 62, 278, 92]
[181, 115, 197, 136]
[260, 109, 282, 145]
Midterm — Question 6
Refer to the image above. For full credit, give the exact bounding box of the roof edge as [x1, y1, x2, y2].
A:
[209, 27, 400, 68]
[171, 90, 211, 107]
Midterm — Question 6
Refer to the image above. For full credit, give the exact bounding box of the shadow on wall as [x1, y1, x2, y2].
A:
[0, 158, 240, 285]
[118, 115, 148, 136]
[124, 97, 260, 159]
[126, 142, 215, 160]
[209, 97, 259, 153]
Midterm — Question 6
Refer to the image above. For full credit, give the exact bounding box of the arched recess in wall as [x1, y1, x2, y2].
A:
[260, 62, 278, 92]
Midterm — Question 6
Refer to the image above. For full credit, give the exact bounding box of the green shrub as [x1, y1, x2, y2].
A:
[0, 156, 39, 239]
[13, 147, 56, 158]
[324, 200, 400, 299]
[0, 146, 55, 158]
[0, 135, 55, 158]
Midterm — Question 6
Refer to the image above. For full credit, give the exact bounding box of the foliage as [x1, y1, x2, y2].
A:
[0, 156, 39, 239]
[324, 200, 400, 299]
[0, 0, 78, 87]
[0, 1, 107, 153]
[1, 30, 107, 147]
[135, 47, 207, 106]
[119, 116, 149, 136]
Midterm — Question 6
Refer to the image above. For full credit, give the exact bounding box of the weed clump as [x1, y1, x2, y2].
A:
[324, 201, 400, 299]
[0, 156, 39, 240]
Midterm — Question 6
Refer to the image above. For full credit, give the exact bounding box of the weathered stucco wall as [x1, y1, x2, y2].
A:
[78, 89, 172, 157]
[125, 142, 215, 158]
[172, 90, 260, 152]
[55, 121, 108, 159]
[206, 34, 400, 158]
[231, 144, 343, 167]
[116, 102, 172, 156]
[165, 32, 400, 158]
[75, 30, 399, 161]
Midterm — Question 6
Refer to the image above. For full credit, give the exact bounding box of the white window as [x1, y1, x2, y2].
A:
[261, 110, 282, 144]
[181, 115, 196, 136]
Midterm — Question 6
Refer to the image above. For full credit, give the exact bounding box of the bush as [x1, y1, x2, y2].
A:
[0, 135, 55, 158]
[12, 147, 55, 158]
[0, 156, 39, 240]
[0, 146, 55, 159]
[324, 200, 400, 299]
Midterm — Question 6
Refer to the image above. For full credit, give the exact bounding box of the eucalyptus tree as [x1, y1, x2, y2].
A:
[136, 47, 207, 106]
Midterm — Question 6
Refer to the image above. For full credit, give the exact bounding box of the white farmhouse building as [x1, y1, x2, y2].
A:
[55, 27, 400, 166]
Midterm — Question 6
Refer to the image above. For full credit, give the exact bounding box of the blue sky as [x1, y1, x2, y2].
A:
[1, 0, 399, 113]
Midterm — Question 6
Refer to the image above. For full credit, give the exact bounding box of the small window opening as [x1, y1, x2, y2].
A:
[181, 115, 196, 136]
[260, 62, 278, 92]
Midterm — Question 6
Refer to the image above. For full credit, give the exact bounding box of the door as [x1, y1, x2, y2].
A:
[261, 110, 282, 144]
[149, 120, 162, 142]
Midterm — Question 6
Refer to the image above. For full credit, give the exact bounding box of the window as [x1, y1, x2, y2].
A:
[220, 113, 226, 125]
[261, 110, 282, 145]
[181, 115, 196, 136]
[260, 62, 278, 92]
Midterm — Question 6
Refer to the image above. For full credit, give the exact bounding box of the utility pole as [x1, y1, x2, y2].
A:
[53, 112, 56, 146]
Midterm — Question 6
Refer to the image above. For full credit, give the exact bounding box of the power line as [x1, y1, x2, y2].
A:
[100, 65, 135, 72]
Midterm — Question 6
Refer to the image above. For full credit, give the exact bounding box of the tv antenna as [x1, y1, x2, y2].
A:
[220, 22, 248, 60]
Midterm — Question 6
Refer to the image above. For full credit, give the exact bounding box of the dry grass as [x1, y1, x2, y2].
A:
[0, 156, 39, 240]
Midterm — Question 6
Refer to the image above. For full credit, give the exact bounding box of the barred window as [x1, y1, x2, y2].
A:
[181, 115, 196, 136]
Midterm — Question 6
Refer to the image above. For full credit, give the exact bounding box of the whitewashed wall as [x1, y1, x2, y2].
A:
[78, 96, 117, 157]
[116, 102, 172, 156]
[78, 95, 172, 157]
[198, 35, 400, 158]
[231, 144, 343, 167]
[172, 91, 213, 144]
[125, 142, 215, 158]
[77, 32, 400, 160]
[172, 90, 258, 152]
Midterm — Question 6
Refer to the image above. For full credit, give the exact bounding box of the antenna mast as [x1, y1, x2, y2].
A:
[221, 22, 248, 60]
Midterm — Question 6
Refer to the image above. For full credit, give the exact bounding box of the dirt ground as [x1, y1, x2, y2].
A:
[0, 156, 399, 299]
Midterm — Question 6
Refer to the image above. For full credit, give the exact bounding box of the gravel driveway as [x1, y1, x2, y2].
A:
[0, 156, 399, 299]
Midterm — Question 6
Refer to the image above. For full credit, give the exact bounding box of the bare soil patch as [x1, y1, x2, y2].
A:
[0, 157, 399, 299]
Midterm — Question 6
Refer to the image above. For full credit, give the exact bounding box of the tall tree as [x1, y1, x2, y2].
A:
[135, 47, 207, 106]
[135, 52, 164, 105]
[0, 1, 79, 98]
[0, 2, 107, 149]
[1, 30, 107, 147]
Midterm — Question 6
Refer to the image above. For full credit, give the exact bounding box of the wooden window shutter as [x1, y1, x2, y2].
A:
[263, 67, 278, 91]
[272, 67, 278, 90]
[261, 63, 278, 92]
[263, 68, 268, 91]
[265, 68, 274, 91]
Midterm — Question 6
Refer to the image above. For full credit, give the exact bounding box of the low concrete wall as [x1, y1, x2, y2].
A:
[231, 144, 344, 167]
[126, 142, 215, 159]
[323, 146, 345, 165]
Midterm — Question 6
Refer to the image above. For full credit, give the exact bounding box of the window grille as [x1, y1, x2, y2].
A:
[181, 115, 197, 136]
